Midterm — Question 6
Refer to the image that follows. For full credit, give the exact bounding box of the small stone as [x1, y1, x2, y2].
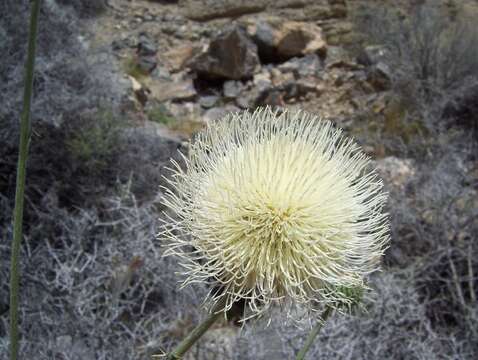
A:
[258, 90, 285, 107]
[278, 53, 322, 77]
[129, 75, 148, 106]
[253, 71, 273, 91]
[199, 95, 220, 108]
[202, 105, 240, 123]
[357, 45, 390, 66]
[270, 69, 294, 88]
[296, 77, 320, 95]
[137, 33, 157, 57]
[367, 62, 392, 91]
[236, 96, 250, 109]
[136, 33, 158, 73]
[137, 56, 158, 73]
[223, 80, 244, 98]
[148, 78, 197, 102]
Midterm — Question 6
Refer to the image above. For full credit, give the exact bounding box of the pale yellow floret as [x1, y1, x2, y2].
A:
[160, 107, 389, 319]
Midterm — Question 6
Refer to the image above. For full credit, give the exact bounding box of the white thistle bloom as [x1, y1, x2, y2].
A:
[160, 107, 389, 319]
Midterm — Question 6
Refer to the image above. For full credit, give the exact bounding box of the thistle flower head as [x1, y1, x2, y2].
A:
[161, 107, 389, 319]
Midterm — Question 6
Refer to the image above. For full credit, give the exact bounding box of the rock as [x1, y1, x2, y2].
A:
[199, 95, 220, 108]
[163, 44, 202, 72]
[276, 21, 327, 59]
[202, 105, 241, 123]
[180, 0, 267, 21]
[253, 70, 272, 92]
[258, 90, 285, 107]
[128, 76, 148, 106]
[147, 78, 197, 102]
[296, 77, 321, 96]
[137, 57, 157, 74]
[324, 45, 350, 65]
[191, 25, 260, 80]
[136, 33, 158, 73]
[112, 37, 135, 51]
[236, 96, 250, 109]
[245, 17, 327, 61]
[367, 62, 392, 91]
[375, 157, 415, 190]
[326, 60, 363, 71]
[164, 101, 203, 123]
[270, 68, 294, 88]
[137, 33, 157, 56]
[246, 18, 278, 62]
[272, 0, 308, 8]
[305, 5, 333, 20]
[223, 80, 244, 98]
[321, 21, 353, 46]
[277, 53, 322, 77]
[357, 45, 390, 66]
[240, 85, 284, 108]
[151, 66, 172, 81]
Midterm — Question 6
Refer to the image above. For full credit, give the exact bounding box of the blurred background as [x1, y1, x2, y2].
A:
[1, 0, 477, 358]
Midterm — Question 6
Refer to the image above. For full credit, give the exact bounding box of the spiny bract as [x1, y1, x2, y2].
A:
[160, 107, 389, 319]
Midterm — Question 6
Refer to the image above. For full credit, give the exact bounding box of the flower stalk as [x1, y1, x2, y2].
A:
[295, 306, 334, 360]
[9, 0, 41, 359]
[165, 296, 228, 360]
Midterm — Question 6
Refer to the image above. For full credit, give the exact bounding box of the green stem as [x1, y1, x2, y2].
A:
[166, 296, 227, 360]
[295, 306, 334, 360]
[9, 0, 41, 359]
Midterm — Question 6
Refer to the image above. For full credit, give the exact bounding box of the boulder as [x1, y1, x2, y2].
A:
[276, 22, 327, 59]
[245, 17, 327, 61]
[191, 25, 260, 80]
[180, 0, 267, 21]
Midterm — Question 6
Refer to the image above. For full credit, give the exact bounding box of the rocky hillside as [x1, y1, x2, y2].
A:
[0, 0, 477, 359]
